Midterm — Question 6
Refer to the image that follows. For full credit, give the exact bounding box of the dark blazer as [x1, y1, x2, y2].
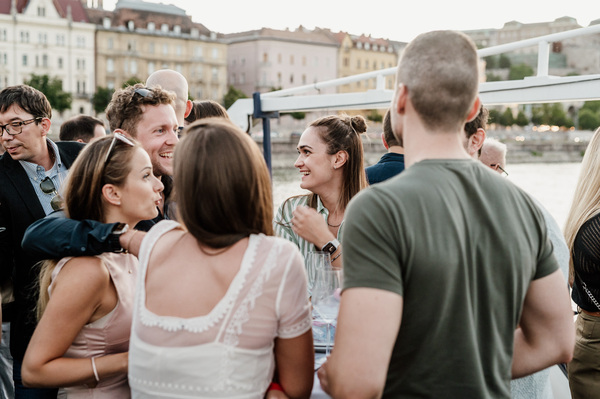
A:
[0, 140, 83, 361]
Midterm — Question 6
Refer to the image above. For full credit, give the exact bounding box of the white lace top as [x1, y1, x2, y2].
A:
[129, 220, 312, 399]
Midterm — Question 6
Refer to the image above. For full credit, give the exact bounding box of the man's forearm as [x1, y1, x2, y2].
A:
[22, 214, 119, 259]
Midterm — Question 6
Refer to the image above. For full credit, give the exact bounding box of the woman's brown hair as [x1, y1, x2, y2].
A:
[175, 118, 273, 248]
[37, 135, 141, 319]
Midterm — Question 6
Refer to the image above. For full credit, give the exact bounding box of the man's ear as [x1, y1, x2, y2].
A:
[39, 117, 51, 137]
[466, 96, 482, 123]
[101, 184, 122, 206]
[184, 99, 193, 118]
[394, 84, 408, 116]
[468, 128, 486, 158]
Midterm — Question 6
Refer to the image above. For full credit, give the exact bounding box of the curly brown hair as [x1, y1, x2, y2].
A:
[106, 83, 176, 137]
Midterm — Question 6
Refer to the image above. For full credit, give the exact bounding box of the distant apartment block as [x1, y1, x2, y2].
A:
[464, 16, 600, 75]
[0, 0, 96, 117]
[224, 27, 339, 96]
[85, 0, 228, 102]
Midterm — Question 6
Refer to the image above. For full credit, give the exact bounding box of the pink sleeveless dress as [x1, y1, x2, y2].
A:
[49, 252, 137, 398]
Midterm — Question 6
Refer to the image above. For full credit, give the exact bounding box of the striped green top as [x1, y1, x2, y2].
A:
[273, 194, 343, 271]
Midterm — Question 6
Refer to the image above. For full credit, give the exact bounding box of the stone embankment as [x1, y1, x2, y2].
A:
[257, 138, 588, 169]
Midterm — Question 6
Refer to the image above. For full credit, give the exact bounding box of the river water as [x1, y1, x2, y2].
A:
[272, 162, 582, 230]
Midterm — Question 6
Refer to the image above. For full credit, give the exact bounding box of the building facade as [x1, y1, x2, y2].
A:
[225, 27, 339, 96]
[0, 0, 96, 117]
[86, 0, 228, 103]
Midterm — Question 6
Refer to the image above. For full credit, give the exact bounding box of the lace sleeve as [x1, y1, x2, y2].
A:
[275, 241, 312, 339]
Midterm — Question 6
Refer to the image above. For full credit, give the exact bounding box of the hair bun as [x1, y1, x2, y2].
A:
[350, 115, 368, 134]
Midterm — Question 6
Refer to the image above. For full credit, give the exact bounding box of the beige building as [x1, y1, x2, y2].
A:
[0, 0, 96, 117]
[86, 0, 228, 102]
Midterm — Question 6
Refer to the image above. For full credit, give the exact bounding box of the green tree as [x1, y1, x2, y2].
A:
[290, 112, 306, 120]
[484, 55, 498, 69]
[499, 108, 514, 126]
[509, 64, 534, 80]
[580, 100, 600, 114]
[486, 73, 503, 82]
[515, 111, 529, 127]
[487, 109, 501, 125]
[367, 110, 383, 123]
[223, 86, 248, 109]
[578, 109, 600, 130]
[499, 54, 511, 69]
[548, 103, 572, 128]
[122, 77, 143, 88]
[91, 86, 114, 115]
[24, 74, 72, 113]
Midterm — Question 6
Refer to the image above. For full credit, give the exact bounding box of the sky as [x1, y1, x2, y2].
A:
[101, 0, 599, 43]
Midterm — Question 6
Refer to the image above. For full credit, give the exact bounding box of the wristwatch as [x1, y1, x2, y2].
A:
[108, 223, 129, 253]
[321, 238, 340, 255]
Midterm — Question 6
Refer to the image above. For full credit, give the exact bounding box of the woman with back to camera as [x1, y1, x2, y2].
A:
[564, 126, 600, 398]
[22, 134, 164, 397]
[274, 114, 369, 271]
[128, 118, 314, 399]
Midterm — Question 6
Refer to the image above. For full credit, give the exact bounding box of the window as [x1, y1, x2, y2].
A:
[175, 63, 182, 73]
[162, 44, 168, 55]
[20, 31, 29, 43]
[357, 59, 361, 68]
[37, 6, 45, 16]
[240, 73, 245, 84]
[302, 74, 306, 85]
[38, 33, 47, 44]
[161, 24, 169, 33]
[107, 58, 114, 73]
[131, 60, 137, 75]
[103, 17, 111, 29]
[194, 46, 203, 58]
[174, 25, 181, 34]
[147, 22, 155, 31]
[277, 72, 282, 84]
[108, 38, 113, 49]
[230, 74, 236, 84]
[365, 60, 369, 69]
[290, 55, 294, 65]
[127, 21, 135, 31]
[211, 48, 218, 59]
[290, 74, 294, 84]
[58, 57, 63, 69]
[42, 54, 48, 68]
[107, 81, 115, 90]
[211, 67, 218, 81]
[0, 29, 6, 41]
[22, 54, 27, 66]
[148, 61, 155, 74]
[263, 53, 268, 62]
[35, 55, 39, 67]
[302, 56, 306, 66]
[176, 45, 182, 56]
[127, 41, 136, 51]
[148, 43, 154, 54]
[278, 54, 282, 63]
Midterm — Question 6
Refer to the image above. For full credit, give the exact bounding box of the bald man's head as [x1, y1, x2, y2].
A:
[146, 69, 192, 125]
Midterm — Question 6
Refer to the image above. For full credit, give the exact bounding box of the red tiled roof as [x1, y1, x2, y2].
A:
[0, 0, 28, 15]
[54, 0, 89, 22]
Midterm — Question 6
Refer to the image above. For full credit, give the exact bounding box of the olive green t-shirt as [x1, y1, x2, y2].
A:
[343, 159, 558, 399]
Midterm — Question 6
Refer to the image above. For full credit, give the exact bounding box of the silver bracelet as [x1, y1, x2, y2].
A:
[91, 356, 100, 382]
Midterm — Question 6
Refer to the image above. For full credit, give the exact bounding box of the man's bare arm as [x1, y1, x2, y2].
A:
[318, 287, 402, 399]
[512, 269, 574, 378]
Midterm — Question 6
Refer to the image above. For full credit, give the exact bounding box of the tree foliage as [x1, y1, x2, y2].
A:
[515, 111, 529, 127]
[224, 86, 248, 109]
[91, 86, 114, 115]
[487, 109, 501, 125]
[24, 74, 72, 113]
[578, 109, 600, 131]
[499, 108, 514, 126]
[122, 77, 143, 88]
[367, 110, 383, 123]
[499, 54, 511, 69]
[530, 103, 574, 128]
[508, 64, 534, 80]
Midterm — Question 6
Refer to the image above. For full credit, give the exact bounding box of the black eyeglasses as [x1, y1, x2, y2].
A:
[104, 133, 135, 164]
[40, 177, 64, 211]
[119, 88, 153, 129]
[0, 117, 42, 136]
[491, 164, 509, 177]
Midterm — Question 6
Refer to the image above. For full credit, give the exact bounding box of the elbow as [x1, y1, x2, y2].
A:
[329, 379, 382, 399]
[21, 364, 41, 388]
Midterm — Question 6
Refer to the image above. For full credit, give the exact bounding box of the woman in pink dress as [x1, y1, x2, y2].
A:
[21, 134, 163, 398]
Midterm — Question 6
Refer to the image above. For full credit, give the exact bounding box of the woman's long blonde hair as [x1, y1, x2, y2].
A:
[37, 135, 140, 319]
[564, 127, 600, 286]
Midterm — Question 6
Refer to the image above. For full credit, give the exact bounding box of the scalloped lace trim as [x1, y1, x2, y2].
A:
[137, 222, 259, 333]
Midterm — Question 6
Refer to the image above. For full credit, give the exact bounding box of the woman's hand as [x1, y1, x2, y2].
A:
[291, 206, 334, 249]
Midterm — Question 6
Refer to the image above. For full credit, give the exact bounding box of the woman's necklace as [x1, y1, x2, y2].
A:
[327, 205, 343, 228]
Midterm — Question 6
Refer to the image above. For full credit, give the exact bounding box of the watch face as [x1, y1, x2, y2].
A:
[323, 243, 336, 254]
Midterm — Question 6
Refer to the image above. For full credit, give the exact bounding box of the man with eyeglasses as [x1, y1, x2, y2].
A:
[0, 85, 84, 399]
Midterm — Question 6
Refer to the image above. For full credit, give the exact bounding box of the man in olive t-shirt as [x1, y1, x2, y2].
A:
[318, 30, 574, 399]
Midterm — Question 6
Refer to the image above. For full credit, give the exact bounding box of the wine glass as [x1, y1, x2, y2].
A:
[312, 267, 342, 358]
[306, 251, 331, 294]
